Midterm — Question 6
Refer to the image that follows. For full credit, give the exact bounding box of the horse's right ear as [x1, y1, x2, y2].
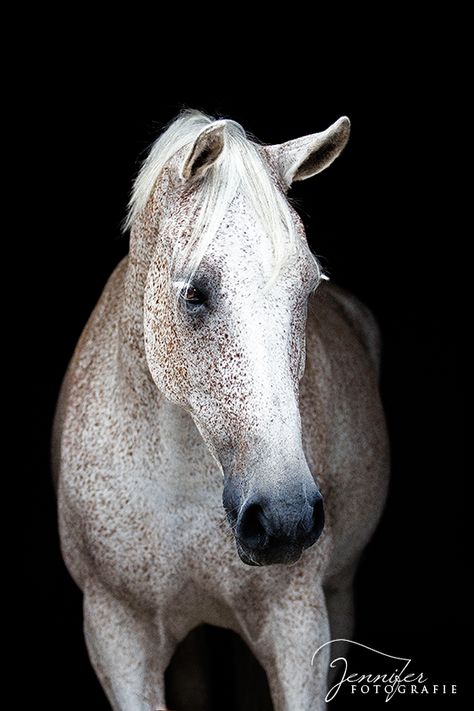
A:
[181, 124, 226, 182]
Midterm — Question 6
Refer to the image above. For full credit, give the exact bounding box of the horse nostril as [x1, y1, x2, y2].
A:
[238, 502, 267, 548]
[236, 488, 325, 556]
[310, 492, 325, 541]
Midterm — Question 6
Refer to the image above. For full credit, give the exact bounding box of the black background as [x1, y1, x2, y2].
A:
[25, 68, 466, 709]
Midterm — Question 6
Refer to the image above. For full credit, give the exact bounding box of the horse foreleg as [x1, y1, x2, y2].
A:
[241, 592, 330, 711]
[83, 579, 174, 711]
[323, 567, 356, 688]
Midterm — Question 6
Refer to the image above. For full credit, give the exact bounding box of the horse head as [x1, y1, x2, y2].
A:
[130, 111, 350, 565]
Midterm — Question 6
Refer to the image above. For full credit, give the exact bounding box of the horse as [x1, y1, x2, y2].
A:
[53, 110, 389, 710]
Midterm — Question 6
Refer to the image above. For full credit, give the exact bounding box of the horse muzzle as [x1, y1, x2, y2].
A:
[223, 482, 325, 566]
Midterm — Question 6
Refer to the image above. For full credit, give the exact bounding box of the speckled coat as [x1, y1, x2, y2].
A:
[53, 116, 389, 711]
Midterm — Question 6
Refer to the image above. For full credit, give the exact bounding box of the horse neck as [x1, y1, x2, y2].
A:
[118, 206, 164, 395]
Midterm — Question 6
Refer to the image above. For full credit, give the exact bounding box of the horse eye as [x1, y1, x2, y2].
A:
[180, 285, 206, 306]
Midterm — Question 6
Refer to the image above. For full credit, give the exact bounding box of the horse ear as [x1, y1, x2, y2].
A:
[181, 124, 226, 181]
[269, 117, 350, 188]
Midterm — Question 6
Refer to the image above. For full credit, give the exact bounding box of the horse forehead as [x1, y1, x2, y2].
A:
[217, 194, 271, 249]
[206, 227, 314, 292]
[206, 195, 297, 275]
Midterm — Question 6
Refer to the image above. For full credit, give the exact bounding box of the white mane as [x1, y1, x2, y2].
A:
[124, 110, 322, 281]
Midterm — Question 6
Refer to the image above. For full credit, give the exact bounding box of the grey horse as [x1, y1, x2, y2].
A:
[53, 110, 389, 710]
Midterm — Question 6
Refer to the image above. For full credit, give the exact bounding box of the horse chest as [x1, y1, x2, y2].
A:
[68, 468, 240, 602]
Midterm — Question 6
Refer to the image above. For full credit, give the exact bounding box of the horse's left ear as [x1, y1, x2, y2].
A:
[181, 124, 226, 182]
[268, 116, 350, 188]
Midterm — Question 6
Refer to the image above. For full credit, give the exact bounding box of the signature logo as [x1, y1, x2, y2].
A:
[311, 639, 457, 702]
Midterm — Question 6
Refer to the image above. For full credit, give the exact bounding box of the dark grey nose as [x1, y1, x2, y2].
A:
[234, 487, 324, 564]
